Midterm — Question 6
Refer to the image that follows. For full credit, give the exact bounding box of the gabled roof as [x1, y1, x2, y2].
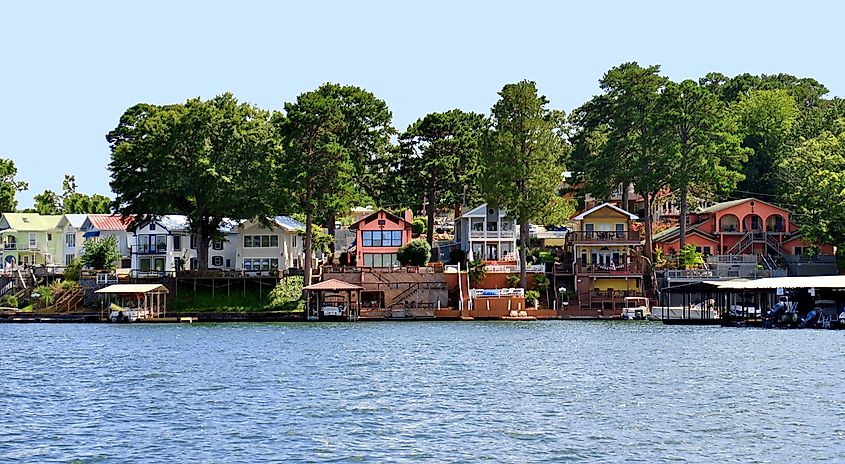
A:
[652, 222, 713, 243]
[349, 209, 410, 230]
[63, 214, 88, 228]
[303, 278, 363, 291]
[86, 214, 135, 231]
[573, 202, 639, 221]
[273, 216, 305, 231]
[0, 213, 63, 231]
[459, 204, 508, 219]
[697, 198, 788, 215]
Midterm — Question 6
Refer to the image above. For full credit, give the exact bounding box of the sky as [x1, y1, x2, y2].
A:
[1, 0, 843, 208]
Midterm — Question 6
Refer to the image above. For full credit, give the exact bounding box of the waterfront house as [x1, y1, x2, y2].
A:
[560, 202, 644, 316]
[349, 209, 413, 267]
[80, 214, 135, 269]
[131, 215, 240, 275]
[57, 214, 88, 266]
[235, 216, 309, 272]
[0, 213, 64, 268]
[454, 204, 517, 261]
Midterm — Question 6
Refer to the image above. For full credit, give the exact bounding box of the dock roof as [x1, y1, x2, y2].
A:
[95, 284, 169, 294]
[303, 279, 363, 291]
[710, 276, 845, 290]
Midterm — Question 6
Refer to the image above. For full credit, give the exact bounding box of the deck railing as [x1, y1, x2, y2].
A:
[569, 231, 640, 243]
[576, 262, 642, 275]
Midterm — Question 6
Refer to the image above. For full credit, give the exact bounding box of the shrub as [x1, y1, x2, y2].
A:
[64, 259, 81, 281]
[267, 276, 304, 309]
[81, 235, 121, 270]
[32, 285, 54, 309]
[412, 217, 427, 235]
[533, 273, 550, 291]
[678, 244, 704, 268]
[506, 274, 522, 288]
[0, 295, 18, 308]
[397, 239, 431, 266]
[468, 259, 487, 286]
[525, 290, 540, 307]
[537, 251, 555, 264]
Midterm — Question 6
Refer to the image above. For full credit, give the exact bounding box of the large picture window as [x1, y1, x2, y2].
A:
[244, 235, 279, 248]
[361, 230, 402, 247]
[243, 258, 279, 270]
[363, 253, 398, 267]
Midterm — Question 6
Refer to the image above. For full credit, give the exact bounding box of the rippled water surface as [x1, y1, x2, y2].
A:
[1, 322, 844, 463]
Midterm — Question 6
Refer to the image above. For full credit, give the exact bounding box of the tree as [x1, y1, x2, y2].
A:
[34, 174, 111, 214]
[570, 62, 670, 264]
[656, 79, 748, 248]
[0, 158, 28, 212]
[81, 235, 121, 270]
[481, 80, 566, 288]
[267, 275, 304, 309]
[276, 84, 393, 285]
[398, 110, 486, 249]
[397, 239, 432, 266]
[467, 258, 487, 286]
[733, 90, 799, 196]
[779, 122, 845, 249]
[107, 94, 276, 270]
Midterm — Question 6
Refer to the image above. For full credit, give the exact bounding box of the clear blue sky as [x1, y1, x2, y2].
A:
[1, 0, 842, 208]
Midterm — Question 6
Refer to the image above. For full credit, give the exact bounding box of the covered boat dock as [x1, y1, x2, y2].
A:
[303, 279, 362, 321]
[95, 283, 169, 321]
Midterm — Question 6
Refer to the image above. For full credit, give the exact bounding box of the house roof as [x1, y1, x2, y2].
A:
[63, 214, 88, 228]
[652, 222, 712, 243]
[459, 204, 508, 219]
[573, 202, 639, 221]
[86, 214, 134, 231]
[94, 283, 169, 294]
[697, 198, 787, 215]
[349, 209, 410, 230]
[303, 279, 364, 291]
[0, 213, 63, 231]
[273, 216, 305, 231]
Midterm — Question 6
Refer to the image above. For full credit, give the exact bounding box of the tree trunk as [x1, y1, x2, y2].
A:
[621, 182, 630, 212]
[304, 209, 313, 287]
[327, 213, 337, 254]
[642, 191, 654, 263]
[519, 220, 529, 288]
[426, 182, 436, 259]
[678, 184, 688, 249]
[194, 218, 209, 271]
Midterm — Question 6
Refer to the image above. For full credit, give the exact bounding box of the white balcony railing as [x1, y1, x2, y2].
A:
[469, 230, 516, 239]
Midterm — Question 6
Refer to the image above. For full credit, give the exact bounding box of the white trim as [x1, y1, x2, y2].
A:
[574, 202, 639, 221]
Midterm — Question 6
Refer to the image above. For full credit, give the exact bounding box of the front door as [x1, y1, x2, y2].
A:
[486, 243, 499, 260]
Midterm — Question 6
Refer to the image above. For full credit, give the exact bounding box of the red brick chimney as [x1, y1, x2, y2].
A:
[404, 209, 413, 224]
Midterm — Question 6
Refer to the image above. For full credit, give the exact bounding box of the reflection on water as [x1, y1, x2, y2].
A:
[1, 322, 843, 463]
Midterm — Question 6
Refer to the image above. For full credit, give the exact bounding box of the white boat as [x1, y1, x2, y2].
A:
[621, 297, 656, 320]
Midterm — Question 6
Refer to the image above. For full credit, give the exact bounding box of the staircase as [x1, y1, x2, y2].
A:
[725, 232, 753, 255]
[388, 283, 419, 308]
[366, 268, 391, 284]
[45, 288, 86, 313]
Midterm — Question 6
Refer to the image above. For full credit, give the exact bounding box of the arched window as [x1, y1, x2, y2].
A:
[766, 214, 785, 233]
[745, 214, 763, 232]
[720, 214, 739, 232]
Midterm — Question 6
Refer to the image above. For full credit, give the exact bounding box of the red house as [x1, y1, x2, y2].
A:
[652, 198, 833, 257]
[349, 209, 414, 267]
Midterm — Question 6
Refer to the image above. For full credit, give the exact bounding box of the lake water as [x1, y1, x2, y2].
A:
[1, 321, 843, 463]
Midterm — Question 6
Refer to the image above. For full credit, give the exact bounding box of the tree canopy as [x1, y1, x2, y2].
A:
[0, 158, 28, 212]
[481, 80, 567, 287]
[34, 175, 111, 214]
[107, 93, 276, 269]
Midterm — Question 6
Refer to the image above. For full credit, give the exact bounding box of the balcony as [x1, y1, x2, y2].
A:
[576, 262, 643, 275]
[3, 243, 16, 251]
[569, 231, 640, 244]
[469, 230, 516, 239]
[133, 244, 167, 254]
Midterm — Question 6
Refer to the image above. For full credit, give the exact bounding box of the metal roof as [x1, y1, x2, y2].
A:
[87, 214, 134, 231]
[711, 276, 845, 290]
[95, 284, 169, 294]
[0, 213, 63, 231]
[303, 279, 364, 291]
[274, 216, 305, 231]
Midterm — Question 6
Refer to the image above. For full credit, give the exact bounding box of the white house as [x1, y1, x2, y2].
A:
[454, 204, 517, 261]
[130, 215, 239, 275]
[57, 213, 88, 266]
[235, 216, 311, 272]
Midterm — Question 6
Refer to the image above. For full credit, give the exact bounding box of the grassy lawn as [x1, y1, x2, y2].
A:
[170, 287, 302, 313]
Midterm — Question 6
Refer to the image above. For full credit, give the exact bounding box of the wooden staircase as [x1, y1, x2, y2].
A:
[44, 288, 86, 313]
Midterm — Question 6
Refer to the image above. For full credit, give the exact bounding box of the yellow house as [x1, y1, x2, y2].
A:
[569, 203, 643, 314]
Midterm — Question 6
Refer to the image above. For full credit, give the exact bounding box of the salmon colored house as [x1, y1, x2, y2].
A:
[349, 209, 414, 267]
[652, 198, 834, 257]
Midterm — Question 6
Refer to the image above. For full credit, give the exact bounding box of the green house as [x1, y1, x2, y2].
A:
[0, 213, 64, 267]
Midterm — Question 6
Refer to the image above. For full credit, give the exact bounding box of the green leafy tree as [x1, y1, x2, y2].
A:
[569, 63, 670, 263]
[107, 94, 276, 270]
[267, 275, 304, 309]
[779, 122, 845, 249]
[656, 79, 749, 248]
[0, 158, 28, 212]
[81, 235, 121, 270]
[34, 174, 111, 214]
[733, 90, 799, 195]
[481, 80, 567, 288]
[677, 244, 705, 269]
[412, 216, 427, 235]
[467, 258, 487, 286]
[396, 238, 432, 266]
[276, 84, 393, 284]
[533, 273, 551, 307]
[398, 110, 486, 248]
[64, 259, 82, 281]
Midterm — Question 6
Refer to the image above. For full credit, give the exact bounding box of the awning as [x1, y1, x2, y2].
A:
[83, 231, 100, 238]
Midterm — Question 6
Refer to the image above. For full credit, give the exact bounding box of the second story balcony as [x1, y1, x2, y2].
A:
[577, 262, 643, 275]
[133, 243, 168, 254]
[569, 231, 640, 244]
[469, 230, 515, 239]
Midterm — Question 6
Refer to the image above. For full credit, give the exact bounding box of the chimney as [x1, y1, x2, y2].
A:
[404, 209, 413, 224]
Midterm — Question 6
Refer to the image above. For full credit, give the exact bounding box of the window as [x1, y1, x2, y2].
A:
[65, 234, 76, 248]
[149, 223, 156, 231]
[292, 235, 297, 248]
[173, 235, 182, 251]
[242, 258, 280, 270]
[47, 233, 52, 241]
[156, 235, 167, 252]
[212, 256, 223, 267]
[703, 246, 712, 255]
[65, 254, 75, 266]
[29, 233, 36, 248]
[362, 253, 397, 267]
[153, 257, 165, 272]
[212, 239, 224, 250]
[243, 235, 278, 248]
[190, 235, 196, 249]
[139, 257, 151, 272]
[486, 221, 498, 231]
[362, 230, 401, 247]
[615, 223, 624, 238]
[794, 246, 804, 256]
[225, 259, 231, 268]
